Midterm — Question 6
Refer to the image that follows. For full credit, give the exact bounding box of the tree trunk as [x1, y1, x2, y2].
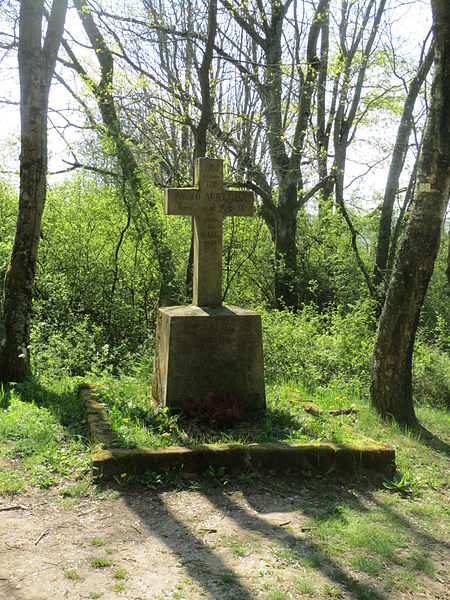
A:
[370, 0, 450, 425]
[0, 0, 67, 383]
[273, 180, 298, 309]
[71, 0, 177, 306]
[374, 44, 434, 289]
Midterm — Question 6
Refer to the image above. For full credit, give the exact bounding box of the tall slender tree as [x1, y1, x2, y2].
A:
[371, 0, 450, 425]
[0, 0, 68, 382]
[374, 41, 434, 290]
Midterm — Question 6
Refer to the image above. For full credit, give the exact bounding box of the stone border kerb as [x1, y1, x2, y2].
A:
[79, 384, 395, 480]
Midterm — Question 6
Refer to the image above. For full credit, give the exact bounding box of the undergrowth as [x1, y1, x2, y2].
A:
[0, 379, 91, 495]
[94, 377, 369, 449]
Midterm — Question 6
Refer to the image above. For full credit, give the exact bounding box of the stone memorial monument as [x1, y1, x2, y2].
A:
[152, 157, 265, 412]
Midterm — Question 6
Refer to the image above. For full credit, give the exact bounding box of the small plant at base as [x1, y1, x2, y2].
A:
[237, 470, 256, 486]
[113, 583, 124, 592]
[90, 557, 111, 568]
[90, 537, 104, 547]
[293, 576, 316, 596]
[59, 481, 92, 498]
[219, 535, 247, 557]
[324, 583, 343, 597]
[204, 465, 228, 487]
[383, 471, 418, 496]
[154, 406, 180, 435]
[164, 468, 185, 490]
[138, 470, 163, 490]
[64, 570, 80, 580]
[114, 568, 126, 579]
[266, 588, 288, 600]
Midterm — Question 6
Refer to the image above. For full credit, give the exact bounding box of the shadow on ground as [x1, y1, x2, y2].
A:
[92, 468, 448, 600]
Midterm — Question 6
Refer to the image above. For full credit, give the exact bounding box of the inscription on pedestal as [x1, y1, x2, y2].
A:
[152, 306, 265, 411]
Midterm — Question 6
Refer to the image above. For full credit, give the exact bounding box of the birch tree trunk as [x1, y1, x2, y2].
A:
[370, 0, 450, 425]
[0, 0, 68, 383]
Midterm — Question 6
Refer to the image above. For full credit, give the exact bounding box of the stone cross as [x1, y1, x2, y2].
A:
[165, 158, 254, 306]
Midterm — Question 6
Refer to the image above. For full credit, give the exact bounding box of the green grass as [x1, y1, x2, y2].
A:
[266, 589, 288, 600]
[90, 557, 111, 568]
[0, 466, 26, 494]
[217, 534, 249, 557]
[0, 380, 91, 495]
[0, 370, 448, 600]
[293, 576, 316, 596]
[94, 377, 375, 449]
[91, 538, 104, 547]
[113, 568, 126, 579]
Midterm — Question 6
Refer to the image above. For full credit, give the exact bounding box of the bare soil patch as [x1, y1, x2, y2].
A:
[0, 477, 448, 600]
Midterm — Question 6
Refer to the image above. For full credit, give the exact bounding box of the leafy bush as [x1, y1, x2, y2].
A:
[183, 393, 247, 428]
[413, 336, 450, 409]
[261, 299, 377, 393]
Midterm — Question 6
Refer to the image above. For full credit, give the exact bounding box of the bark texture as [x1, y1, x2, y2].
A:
[70, 0, 176, 305]
[374, 44, 434, 289]
[0, 0, 68, 382]
[370, 0, 450, 425]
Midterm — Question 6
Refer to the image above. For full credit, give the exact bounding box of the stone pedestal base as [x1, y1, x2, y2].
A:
[152, 305, 265, 411]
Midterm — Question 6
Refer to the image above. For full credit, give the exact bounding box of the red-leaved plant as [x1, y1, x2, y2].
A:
[183, 393, 247, 429]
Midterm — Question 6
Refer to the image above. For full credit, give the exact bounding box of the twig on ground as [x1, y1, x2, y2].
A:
[130, 523, 142, 534]
[34, 529, 50, 546]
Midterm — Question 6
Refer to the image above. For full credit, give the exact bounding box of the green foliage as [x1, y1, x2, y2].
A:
[421, 233, 450, 338]
[90, 557, 111, 568]
[296, 207, 370, 308]
[0, 383, 7, 410]
[261, 299, 377, 391]
[0, 381, 90, 494]
[64, 571, 80, 581]
[1, 168, 448, 414]
[113, 568, 126, 579]
[0, 179, 17, 281]
[413, 335, 450, 409]
[383, 471, 418, 496]
[30, 174, 179, 377]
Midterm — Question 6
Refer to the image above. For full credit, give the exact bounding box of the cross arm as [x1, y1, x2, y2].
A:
[164, 188, 200, 215]
[220, 190, 254, 217]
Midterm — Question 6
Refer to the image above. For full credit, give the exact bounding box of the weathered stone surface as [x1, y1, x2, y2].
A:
[90, 443, 395, 479]
[152, 305, 266, 411]
[79, 386, 396, 479]
[165, 157, 253, 307]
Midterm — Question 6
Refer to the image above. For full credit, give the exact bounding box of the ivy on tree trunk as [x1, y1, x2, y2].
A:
[0, 0, 68, 383]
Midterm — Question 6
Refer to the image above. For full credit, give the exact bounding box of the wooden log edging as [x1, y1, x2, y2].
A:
[78, 385, 395, 480]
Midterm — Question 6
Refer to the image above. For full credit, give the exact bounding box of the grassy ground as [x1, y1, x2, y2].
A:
[93, 378, 382, 449]
[0, 377, 448, 598]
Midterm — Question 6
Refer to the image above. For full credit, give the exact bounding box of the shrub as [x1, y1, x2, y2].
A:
[183, 393, 247, 428]
[261, 299, 377, 392]
[413, 336, 450, 409]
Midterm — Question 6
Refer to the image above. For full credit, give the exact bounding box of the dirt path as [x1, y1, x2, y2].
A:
[0, 479, 448, 600]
